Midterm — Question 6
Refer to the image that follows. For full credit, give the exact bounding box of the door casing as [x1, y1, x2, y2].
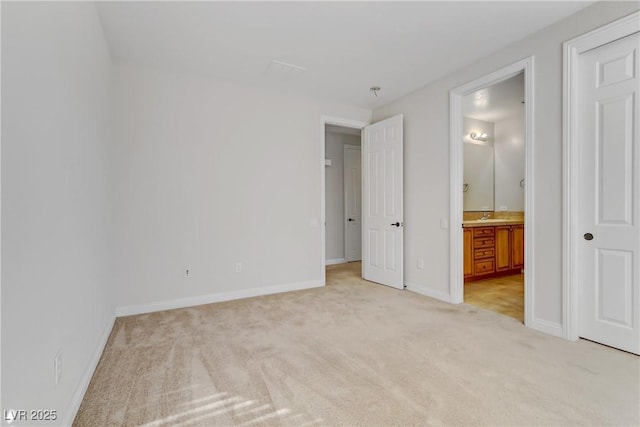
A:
[449, 57, 537, 331]
[562, 11, 640, 342]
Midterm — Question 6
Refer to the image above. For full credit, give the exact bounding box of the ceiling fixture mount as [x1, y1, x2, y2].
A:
[370, 86, 381, 97]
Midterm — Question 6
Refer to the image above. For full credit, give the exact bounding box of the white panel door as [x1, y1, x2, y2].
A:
[578, 32, 639, 354]
[363, 115, 403, 289]
[344, 145, 362, 262]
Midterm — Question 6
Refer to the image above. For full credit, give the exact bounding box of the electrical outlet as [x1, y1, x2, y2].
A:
[184, 268, 191, 278]
[54, 350, 62, 386]
[417, 258, 425, 270]
[235, 262, 242, 273]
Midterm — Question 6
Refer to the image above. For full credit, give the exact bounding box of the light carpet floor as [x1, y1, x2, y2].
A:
[74, 262, 639, 426]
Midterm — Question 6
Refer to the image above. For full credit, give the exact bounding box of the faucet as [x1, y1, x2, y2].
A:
[481, 212, 491, 220]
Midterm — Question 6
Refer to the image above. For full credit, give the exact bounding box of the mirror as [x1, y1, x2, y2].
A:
[462, 73, 525, 212]
[463, 117, 494, 211]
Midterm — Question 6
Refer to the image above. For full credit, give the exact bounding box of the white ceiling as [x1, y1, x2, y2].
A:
[463, 72, 524, 123]
[97, 2, 593, 110]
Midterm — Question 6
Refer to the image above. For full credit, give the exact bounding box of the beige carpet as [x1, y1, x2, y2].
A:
[74, 262, 640, 426]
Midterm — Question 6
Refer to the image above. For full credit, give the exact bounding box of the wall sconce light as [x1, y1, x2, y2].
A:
[470, 132, 488, 142]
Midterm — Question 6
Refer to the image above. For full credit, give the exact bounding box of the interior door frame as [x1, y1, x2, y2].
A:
[562, 11, 639, 341]
[449, 57, 536, 329]
[320, 116, 369, 283]
[344, 144, 362, 262]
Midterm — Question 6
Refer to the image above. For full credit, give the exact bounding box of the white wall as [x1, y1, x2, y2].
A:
[112, 64, 371, 313]
[325, 131, 361, 262]
[1, 3, 115, 426]
[372, 1, 639, 328]
[463, 117, 494, 211]
[494, 114, 525, 211]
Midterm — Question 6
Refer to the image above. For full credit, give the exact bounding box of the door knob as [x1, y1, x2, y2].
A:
[584, 233, 594, 241]
[348, 218, 355, 222]
[391, 222, 400, 227]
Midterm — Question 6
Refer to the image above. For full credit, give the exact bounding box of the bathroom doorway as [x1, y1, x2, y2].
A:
[462, 73, 525, 321]
[449, 58, 534, 326]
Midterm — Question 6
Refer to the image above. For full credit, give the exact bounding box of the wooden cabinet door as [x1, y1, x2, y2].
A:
[511, 225, 524, 269]
[463, 228, 473, 277]
[495, 226, 511, 271]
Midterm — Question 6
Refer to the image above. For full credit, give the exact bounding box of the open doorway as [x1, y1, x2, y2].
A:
[320, 114, 404, 289]
[320, 116, 368, 289]
[450, 57, 534, 328]
[461, 72, 525, 322]
[325, 124, 362, 266]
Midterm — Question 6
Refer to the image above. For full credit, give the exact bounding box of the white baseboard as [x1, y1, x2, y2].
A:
[64, 312, 116, 427]
[529, 317, 563, 338]
[116, 280, 324, 317]
[405, 281, 452, 303]
[325, 258, 346, 265]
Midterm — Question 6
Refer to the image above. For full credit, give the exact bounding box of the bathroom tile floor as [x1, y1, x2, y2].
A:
[464, 274, 524, 322]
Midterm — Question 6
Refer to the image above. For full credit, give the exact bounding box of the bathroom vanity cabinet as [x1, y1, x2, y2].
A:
[463, 224, 524, 282]
[496, 225, 524, 272]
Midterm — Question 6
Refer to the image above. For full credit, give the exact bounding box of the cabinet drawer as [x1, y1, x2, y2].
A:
[474, 259, 495, 275]
[474, 248, 494, 259]
[474, 237, 494, 248]
[473, 227, 495, 237]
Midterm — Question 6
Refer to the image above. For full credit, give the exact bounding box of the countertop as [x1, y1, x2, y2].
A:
[462, 218, 524, 228]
